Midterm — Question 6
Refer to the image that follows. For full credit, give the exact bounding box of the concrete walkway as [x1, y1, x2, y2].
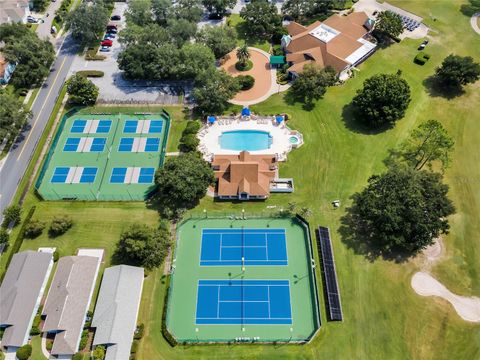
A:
[41, 332, 52, 359]
[471, 13, 480, 35]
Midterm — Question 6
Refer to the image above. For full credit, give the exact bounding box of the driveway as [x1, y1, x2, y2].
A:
[70, 2, 186, 104]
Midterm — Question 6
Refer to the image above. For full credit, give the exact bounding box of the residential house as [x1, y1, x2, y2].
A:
[42, 255, 101, 357]
[282, 11, 376, 79]
[0, 251, 53, 351]
[92, 265, 144, 360]
[0, 0, 31, 24]
[0, 53, 16, 85]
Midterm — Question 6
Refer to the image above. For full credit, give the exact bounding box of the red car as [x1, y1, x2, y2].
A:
[100, 39, 113, 47]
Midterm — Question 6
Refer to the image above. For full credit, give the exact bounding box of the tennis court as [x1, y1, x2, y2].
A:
[196, 279, 292, 325]
[200, 228, 288, 266]
[166, 217, 321, 343]
[36, 110, 170, 201]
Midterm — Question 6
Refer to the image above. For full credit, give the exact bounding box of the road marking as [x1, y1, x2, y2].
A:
[17, 56, 67, 161]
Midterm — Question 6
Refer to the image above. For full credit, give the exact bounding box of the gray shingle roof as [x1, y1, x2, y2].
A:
[92, 265, 144, 360]
[0, 250, 53, 348]
[42, 256, 100, 356]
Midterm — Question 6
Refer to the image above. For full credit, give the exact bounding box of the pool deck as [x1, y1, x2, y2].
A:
[197, 117, 303, 162]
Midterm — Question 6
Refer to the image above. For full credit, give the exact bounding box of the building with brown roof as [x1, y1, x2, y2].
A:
[212, 151, 278, 200]
[282, 11, 376, 78]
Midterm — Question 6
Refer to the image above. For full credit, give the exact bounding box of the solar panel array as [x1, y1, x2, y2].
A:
[317, 226, 343, 321]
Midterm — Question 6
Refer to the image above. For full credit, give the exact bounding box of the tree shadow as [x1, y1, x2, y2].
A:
[423, 75, 465, 99]
[145, 192, 196, 221]
[341, 103, 393, 135]
[282, 90, 315, 111]
[339, 201, 413, 264]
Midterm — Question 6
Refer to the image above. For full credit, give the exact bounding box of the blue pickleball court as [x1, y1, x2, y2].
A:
[195, 279, 292, 325]
[200, 228, 288, 266]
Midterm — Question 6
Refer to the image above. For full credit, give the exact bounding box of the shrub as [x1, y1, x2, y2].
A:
[53, 250, 60, 262]
[85, 49, 106, 61]
[183, 121, 201, 135]
[30, 325, 41, 336]
[179, 133, 199, 152]
[76, 70, 104, 77]
[2, 204, 22, 228]
[49, 215, 73, 237]
[16, 344, 32, 360]
[93, 345, 105, 360]
[0, 228, 9, 245]
[79, 329, 89, 350]
[237, 75, 255, 90]
[130, 340, 139, 353]
[46, 340, 53, 351]
[24, 219, 46, 238]
[414, 52, 430, 65]
[235, 60, 253, 71]
[134, 323, 145, 340]
[272, 44, 283, 56]
[72, 353, 83, 360]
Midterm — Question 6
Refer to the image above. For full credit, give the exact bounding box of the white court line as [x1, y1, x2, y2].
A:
[217, 285, 220, 319]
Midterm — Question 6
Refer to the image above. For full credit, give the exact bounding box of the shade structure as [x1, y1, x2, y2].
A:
[208, 116, 216, 124]
[241, 107, 251, 116]
[276, 115, 284, 124]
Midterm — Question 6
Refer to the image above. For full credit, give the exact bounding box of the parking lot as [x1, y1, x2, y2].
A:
[70, 2, 188, 105]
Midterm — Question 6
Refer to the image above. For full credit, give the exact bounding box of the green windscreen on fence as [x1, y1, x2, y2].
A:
[36, 111, 170, 201]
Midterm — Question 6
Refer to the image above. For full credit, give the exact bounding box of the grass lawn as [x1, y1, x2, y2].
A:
[228, 14, 271, 53]
[2, 1, 479, 359]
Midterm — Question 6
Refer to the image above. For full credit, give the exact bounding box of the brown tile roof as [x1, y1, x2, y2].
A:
[212, 151, 277, 197]
[285, 12, 371, 73]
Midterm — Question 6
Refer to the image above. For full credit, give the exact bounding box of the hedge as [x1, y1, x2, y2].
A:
[76, 70, 105, 78]
[414, 52, 431, 65]
[237, 75, 255, 90]
[134, 323, 145, 340]
[161, 276, 178, 346]
[16, 344, 32, 360]
[130, 340, 139, 354]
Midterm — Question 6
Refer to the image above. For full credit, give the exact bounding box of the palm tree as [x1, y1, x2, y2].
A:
[236, 44, 250, 66]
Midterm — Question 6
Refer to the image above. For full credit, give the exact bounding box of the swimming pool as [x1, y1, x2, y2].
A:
[219, 130, 272, 151]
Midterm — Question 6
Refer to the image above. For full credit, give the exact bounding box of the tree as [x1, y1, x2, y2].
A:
[192, 68, 240, 114]
[31, 0, 49, 11]
[0, 90, 31, 141]
[167, 18, 198, 47]
[281, 0, 331, 21]
[178, 44, 215, 79]
[196, 25, 237, 59]
[67, 74, 99, 105]
[399, 120, 454, 171]
[152, 0, 173, 25]
[0, 228, 9, 246]
[346, 166, 455, 257]
[125, 0, 153, 26]
[352, 72, 411, 128]
[179, 120, 201, 152]
[434, 54, 480, 89]
[202, 0, 236, 17]
[16, 345, 32, 360]
[236, 74, 255, 90]
[174, 0, 204, 23]
[49, 215, 73, 237]
[0, 23, 54, 87]
[24, 219, 46, 239]
[289, 64, 336, 107]
[67, 1, 110, 46]
[374, 11, 404, 39]
[118, 23, 170, 47]
[240, 1, 282, 39]
[2, 204, 22, 228]
[93, 345, 106, 360]
[236, 44, 250, 66]
[154, 153, 215, 212]
[115, 223, 170, 269]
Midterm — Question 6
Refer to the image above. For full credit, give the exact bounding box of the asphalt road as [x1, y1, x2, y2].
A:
[0, 34, 78, 223]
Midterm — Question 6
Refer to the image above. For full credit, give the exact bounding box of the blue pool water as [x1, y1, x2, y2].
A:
[219, 130, 272, 151]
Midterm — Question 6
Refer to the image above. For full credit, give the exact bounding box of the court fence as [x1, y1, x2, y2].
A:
[163, 213, 322, 345]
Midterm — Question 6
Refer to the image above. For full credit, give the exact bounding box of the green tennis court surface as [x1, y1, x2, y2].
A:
[36, 110, 170, 201]
[166, 217, 320, 343]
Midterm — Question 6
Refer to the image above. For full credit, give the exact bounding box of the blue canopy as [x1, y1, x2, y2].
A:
[241, 107, 251, 116]
[208, 116, 216, 123]
[275, 115, 284, 123]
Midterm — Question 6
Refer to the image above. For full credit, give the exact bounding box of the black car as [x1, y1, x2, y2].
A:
[418, 40, 429, 50]
[111, 15, 121, 21]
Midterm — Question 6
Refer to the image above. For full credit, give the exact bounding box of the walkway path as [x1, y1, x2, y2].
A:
[471, 13, 480, 35]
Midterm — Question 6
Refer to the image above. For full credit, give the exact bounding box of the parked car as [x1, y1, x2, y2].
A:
[105, 33, 116, 39]
[111, 15, 121, 21]
[418, 40, 429, 50]
[100, 39, 113, 47]
[100, 46, 111, 52]
[50, 26, 57, 34]
[27, 16, 38, 23]
[107, 28, 118, 34]
[106, 24, 117, 31]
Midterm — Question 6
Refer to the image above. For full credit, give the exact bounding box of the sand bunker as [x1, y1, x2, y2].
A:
[411, 272, 480, 322]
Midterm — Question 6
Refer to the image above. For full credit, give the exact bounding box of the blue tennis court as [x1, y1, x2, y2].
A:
[123, 120, 138, 133]
[118, 138, 134, 151]
[63, 138, 80, 151]
[80, 167, 97, 183]
[145, 138, 160, 151]
[149, 120, 163, 133]
[138, 167, 154, 183]
[110, 167, 127, 183]
[96, 120, 111, 133]
[71, 120, 86, 133]
[200, 228, 288, 266]
[195, 280, 292, 325]
[51, 167, 70, 183]
[90, 138, 106, 151]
